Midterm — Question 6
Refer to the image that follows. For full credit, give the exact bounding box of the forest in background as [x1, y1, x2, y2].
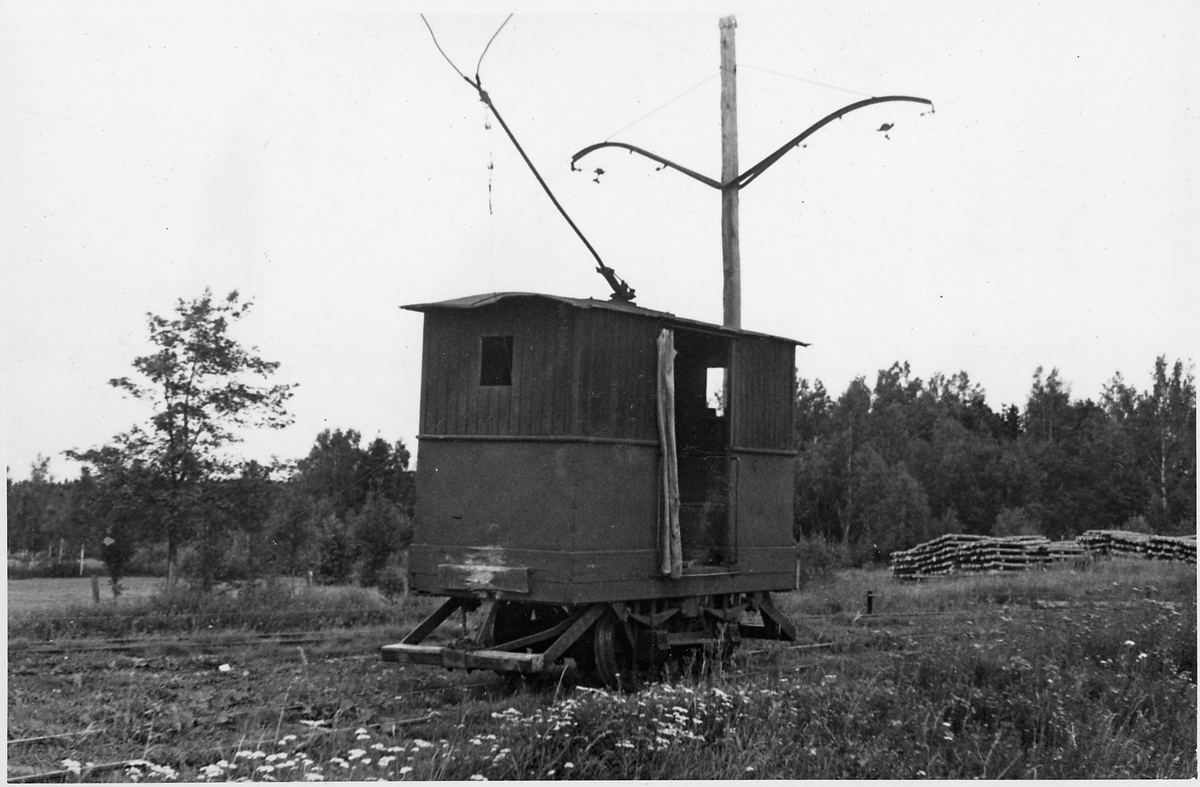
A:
[7, 428, 414, 592]
[5, 289, 1195, 584]
[10, 355, 1194, 586]
[794, 357, 1195, 563]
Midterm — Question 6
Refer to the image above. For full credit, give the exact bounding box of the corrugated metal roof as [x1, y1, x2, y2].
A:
[402, 292, 807, 346]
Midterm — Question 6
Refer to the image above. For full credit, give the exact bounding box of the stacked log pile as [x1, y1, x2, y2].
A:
[892, 530, 1196, 579]
[1076, 530, 1196, 564]
[890, 534, 1055, 579]
[1044, 540, 1088, 562]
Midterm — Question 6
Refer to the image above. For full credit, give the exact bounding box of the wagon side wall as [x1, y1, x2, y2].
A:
[418, 302, 577, 438]
[728, 452, 797, 587]
[727, 334, 797, 590]
[731, 335, 796, 453]
[409, 440, 660, 603]
[408, 301, 798, 604]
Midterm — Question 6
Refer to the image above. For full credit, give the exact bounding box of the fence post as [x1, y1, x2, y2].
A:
[866, 591, 874, 615]
[91, 574, 101, 605]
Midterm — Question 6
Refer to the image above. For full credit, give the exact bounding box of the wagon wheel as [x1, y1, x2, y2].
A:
[488, 602, 568, 652]
[488, 602, 531, 648]
[591, 610, 638, 689]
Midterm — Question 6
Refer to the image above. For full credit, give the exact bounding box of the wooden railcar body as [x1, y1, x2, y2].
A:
[382, 292, 804, 684]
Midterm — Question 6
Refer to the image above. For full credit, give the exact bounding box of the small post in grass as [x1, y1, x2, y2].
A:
[866, 590, 874, 615]
[91, 573, 101, 605]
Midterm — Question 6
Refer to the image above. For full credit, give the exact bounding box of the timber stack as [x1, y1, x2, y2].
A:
[1075, 530, 1197, 564]
[889, 534, 1063, 579]
[892, 529, 1195, 579]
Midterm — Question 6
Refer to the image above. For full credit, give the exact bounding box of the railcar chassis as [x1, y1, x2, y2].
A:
[381, 591, 796, 688]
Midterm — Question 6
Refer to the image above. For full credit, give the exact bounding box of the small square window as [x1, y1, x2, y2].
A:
[480, 336, 513, 386]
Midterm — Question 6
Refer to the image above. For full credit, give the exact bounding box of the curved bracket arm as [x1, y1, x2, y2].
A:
[736, 95, 933, 189]
[572, 142, 722, 189]
[571, 95, 932, 193]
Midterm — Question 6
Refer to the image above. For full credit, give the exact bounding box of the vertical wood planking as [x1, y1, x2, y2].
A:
[418, 299, 759, 443]
[517, 312, 534, 435]
[477, 325, 490, 436]
[575, 310, 658, 441]
[419, 316, 435, 434]
[529, 305, 542, 435]
[733, 337, 795, 450]
[628, 318, 656, 441]
[588, 311, 607, 436]
[782, 344, 796, 446]
[459, 316, 476, 437]
[610, 312, 625, 435]
[553, 305, 572, 436]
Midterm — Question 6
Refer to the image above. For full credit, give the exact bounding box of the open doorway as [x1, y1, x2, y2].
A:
[672, 330, 732, 568]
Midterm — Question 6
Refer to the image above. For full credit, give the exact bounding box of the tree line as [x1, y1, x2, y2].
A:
[7, 429, 413, 591]
[6, 288, 1196, 588]
[794, 358, 1196, 563]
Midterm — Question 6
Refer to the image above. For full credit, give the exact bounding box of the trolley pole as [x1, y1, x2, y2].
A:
[720, 15, 740, 330]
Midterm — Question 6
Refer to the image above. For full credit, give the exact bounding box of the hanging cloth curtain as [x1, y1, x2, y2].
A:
[656, 329, 682, 578]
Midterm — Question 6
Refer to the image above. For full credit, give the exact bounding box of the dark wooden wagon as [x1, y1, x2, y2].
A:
[381, 292, 805, 686]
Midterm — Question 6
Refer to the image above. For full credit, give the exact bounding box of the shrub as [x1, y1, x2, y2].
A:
[126, 542, 170, 577]
[316, 514, 355, 583]
[376, 552, 410, 601]
[5, 559, 83, 580]
[349, 495, 411, 587]
[795, 536, 851, 589]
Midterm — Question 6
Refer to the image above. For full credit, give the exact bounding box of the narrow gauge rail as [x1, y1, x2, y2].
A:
[11, 631, 334, 655]
[7, 599, 1122, 656]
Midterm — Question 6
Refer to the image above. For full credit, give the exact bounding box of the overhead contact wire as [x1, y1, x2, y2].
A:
[739, 63, 873, 98]
[475, 14, 513, 80]
[605, 72, 719, 142]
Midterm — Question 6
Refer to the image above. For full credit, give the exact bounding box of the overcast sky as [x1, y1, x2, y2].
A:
[4, 1, 1197, 481]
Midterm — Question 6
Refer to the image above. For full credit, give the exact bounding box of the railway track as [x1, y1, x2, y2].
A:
[8, 598, 1128, 657]
[9, 630, 336, 655]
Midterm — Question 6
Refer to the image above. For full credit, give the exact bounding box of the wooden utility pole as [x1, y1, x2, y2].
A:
[571, 19, 932, 320]
[720, 15, 740, 330]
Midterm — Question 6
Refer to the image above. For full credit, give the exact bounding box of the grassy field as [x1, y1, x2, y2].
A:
[7, 576, 166, 614]
[7, 577, 415, 643]
[6, 559, 1196, 781]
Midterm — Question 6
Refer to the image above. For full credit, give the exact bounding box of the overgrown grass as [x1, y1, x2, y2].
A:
[144, 594, 1196, 781]
[7, 559, 1195, 781]
[7, 580, 437, 641]
[7, 576, 166, 614]
[781, 558, 1197, 617]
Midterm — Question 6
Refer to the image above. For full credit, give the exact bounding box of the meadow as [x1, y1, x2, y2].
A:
[6, 559, 1196, 781]
[7, 576, 164, 614]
